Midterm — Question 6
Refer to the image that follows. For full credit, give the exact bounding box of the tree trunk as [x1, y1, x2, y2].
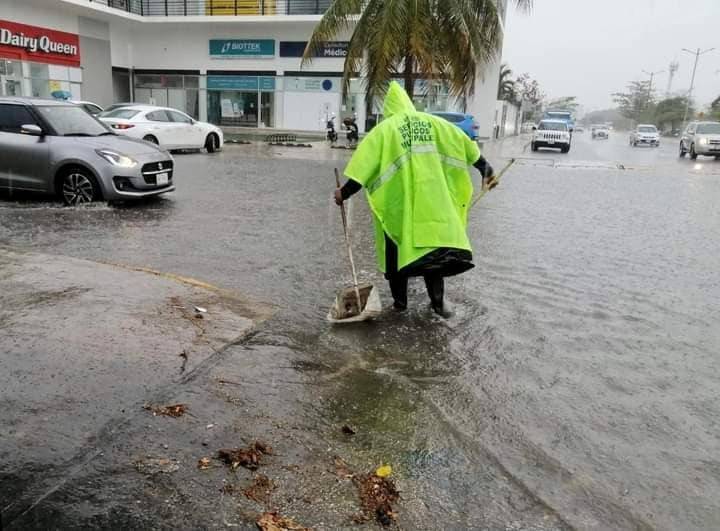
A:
[404, 54, 414, 101]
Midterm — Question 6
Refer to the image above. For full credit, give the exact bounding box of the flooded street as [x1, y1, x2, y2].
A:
[2, 133, 720, 529]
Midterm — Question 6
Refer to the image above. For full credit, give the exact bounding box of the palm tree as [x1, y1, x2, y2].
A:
[497, 63, 515, 100]
[303, 0, 532, 106]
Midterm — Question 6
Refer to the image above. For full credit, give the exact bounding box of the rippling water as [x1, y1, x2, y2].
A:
[2, 138, 719, 528]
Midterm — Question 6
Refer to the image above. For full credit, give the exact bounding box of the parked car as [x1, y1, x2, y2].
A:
[629, 124, 660, 147]
[679, 121, 720, 159]
[71, 100, 104, 116]
[591, 125, 609, 139]
[98, 102, 136, 117]
[429, 111, 479, 140]
[99, 105, 223, 152]
[531, 119, 571, 153]
[0, 97, 174, 205]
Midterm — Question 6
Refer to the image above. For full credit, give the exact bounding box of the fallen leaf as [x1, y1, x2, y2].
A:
[197, 457, 211, 470]
[375, 465, 392, 478]
[143, 403, 188, 418]
[341, 425, 356, 436]
[243, 474, 275, 503]
[217, 441, 273, 471]
[256, 511, 310, 531]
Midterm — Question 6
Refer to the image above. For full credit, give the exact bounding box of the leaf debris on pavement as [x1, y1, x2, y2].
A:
[243, 474, 275, 503]
[356, 472, 400, 527]
[256, 511, 310, 531]
[143, 403, 188, 417]
[341, 425, 356, 435]
[217, 441, 273, 470]
[197, 457, 211, 470]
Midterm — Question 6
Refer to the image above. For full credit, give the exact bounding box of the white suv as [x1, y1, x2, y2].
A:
[629, 124, 660, 147]
[680, 121, 720, 159]
[531, 120, 571, 153]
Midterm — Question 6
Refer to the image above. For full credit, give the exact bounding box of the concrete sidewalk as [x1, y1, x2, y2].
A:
[0, 249, 269, 525]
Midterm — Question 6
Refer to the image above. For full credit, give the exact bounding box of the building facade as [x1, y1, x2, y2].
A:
[0, 0, 506, 138]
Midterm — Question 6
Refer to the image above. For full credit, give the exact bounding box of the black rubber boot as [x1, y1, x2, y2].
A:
[388, 275, 408, 311]
[424, 275, 452, 318]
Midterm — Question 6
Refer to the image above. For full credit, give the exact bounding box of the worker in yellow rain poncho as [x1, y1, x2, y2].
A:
[334, 81, 496, 317]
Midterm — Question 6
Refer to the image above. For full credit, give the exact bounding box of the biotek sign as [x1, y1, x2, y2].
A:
[0, 20, 80, 67]
[209, 39, 275, 59]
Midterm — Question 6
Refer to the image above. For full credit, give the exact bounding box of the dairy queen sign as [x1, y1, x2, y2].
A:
[0, 19, 80, 67]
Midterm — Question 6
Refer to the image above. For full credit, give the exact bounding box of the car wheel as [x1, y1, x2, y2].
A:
[60, 167, 101, 206]
[205, 133, 219, 153]
[690, 144, 698, 160]
[531, 142, 538, 152]
[679, 142, 686, 157]
[561, 146, 570, 154]
[143, 135, 159, 145]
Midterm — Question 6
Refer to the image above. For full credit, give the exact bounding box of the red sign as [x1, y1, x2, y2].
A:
[0, 19, 80, 67]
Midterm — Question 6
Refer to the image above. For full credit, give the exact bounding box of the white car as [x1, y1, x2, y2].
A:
[629, 124, 660, 147]
[71, 100, 104, 116]
[591, 125, 609, 140]
[531, 119, 571, 153]
[99, 105, 223, 152]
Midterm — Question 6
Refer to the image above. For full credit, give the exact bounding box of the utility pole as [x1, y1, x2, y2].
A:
[666, 61, 679, 97]
[642, 69, 664, 109]
[681, 47, 716, 128]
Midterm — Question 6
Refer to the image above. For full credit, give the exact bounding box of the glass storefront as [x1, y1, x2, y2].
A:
[134, 72, 200, 118]
[0, 58, 82, 100]
[206, 75, 276, 128]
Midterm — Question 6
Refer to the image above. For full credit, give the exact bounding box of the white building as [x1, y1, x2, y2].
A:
[0, 0, 506, 138]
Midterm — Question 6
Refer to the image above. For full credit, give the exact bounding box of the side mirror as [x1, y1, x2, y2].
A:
[569, 127, 574, 133]
[21, 124, 43, 136]
[531, 126, 537, 131]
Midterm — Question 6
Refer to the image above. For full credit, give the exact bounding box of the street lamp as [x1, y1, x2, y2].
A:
[681, 47, 716, 128]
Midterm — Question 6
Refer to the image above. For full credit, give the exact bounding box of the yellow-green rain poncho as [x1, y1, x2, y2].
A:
[344, 81, 481, 274]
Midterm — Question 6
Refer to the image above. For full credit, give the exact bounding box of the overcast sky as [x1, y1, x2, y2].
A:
[503, 0, 719, 112]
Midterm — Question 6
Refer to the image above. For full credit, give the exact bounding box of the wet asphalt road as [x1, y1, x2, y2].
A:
[2, 132, 720, 529]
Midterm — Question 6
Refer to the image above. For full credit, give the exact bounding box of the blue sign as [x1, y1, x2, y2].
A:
[279, 41, 349, 58]
[207, 76, 276, 91]
[209, 39, 275, 58]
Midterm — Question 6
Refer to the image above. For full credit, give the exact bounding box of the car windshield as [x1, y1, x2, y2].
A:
[697, 123, 720, 134]
[36, 105, 110, 136]
[538, 121, 567, 131]
[103, 108, 140, 119]
[639, 126, 657, 133]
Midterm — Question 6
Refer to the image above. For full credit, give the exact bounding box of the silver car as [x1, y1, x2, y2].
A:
[0, 97, 175, 205]
[680, 121, 720, 159]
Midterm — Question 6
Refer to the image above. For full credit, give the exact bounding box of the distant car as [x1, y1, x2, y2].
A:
[71, 100, 104, 116]
[680, 121, 720, 159]
[0, 96, 175, 205]
[629, 124, 660, 147]
[99, 105, 223, 152]
[591, 125, 609, 139]
[531, 119, 571, 153]
[429, 111, 479, 140]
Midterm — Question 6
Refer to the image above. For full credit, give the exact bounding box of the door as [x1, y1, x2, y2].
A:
[145, 109, 182, 148]
[0, 103, 50, 191]
[167, 110, 201, 148]
[684, 123, 696, 149]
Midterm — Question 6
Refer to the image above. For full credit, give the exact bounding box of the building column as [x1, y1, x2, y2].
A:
[199, 69, 207, 123]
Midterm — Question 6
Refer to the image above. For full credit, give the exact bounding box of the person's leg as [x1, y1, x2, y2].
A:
[424, 274, 451, 317]
[388, 274, 408, 310]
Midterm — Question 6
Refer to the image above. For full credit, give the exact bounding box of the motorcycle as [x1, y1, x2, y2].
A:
[326, 115, 338, 143]
[343, 116, 359, 145]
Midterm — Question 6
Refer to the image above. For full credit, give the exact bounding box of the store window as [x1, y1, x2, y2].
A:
[0, 59, 81, 100]
[206, 76, 276, 128]
[134, 73, 200, 119]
